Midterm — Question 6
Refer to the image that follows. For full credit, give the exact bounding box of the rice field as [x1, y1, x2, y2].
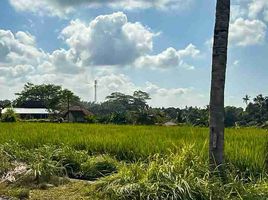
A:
[0, 123, 268, 199]
[0, 123, 267, 173]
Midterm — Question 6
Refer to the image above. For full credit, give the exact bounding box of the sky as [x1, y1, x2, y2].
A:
[0, 0, 268, 108]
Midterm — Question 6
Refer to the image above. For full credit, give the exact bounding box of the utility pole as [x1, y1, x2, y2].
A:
[94, 80, 97, 103]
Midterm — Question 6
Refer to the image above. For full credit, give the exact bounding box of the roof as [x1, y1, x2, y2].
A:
[63, 105, 92, 116]
[2, 108, 50, 115]
[20, 100, 46, 108]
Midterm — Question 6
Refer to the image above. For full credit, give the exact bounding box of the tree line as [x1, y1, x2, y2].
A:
[1, 83, 268, 127]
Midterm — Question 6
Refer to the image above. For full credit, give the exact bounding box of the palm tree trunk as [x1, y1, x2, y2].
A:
[209, 0, 230, 175]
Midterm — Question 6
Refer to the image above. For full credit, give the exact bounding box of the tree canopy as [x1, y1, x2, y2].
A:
[14, 83, 80, 111]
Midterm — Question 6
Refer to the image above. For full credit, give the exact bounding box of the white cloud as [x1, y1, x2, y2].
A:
[229, 18, 266, 46]
[231, 0, 268, 22]
[15, 31, 36, 46]
[177, 43, 200, 58]
[0, 43, 205, 107]
[145, 81, 190, 96]
[233, 60, 240, 66]
[92, 73, 203, 107]
[9, 0, 193, 18]
[0, 64, 35, 78]
[0, 29, 47, 66]
[61, 12, 157, 66]
[8, 0, 73, 18]
[0, 28, 82, 79]
[49, 49, 83, 74]
[248, 0, 268, 21]
[97, 73, 136, 100]
[144, 81, 206, 107]
[231, 5, 247, 21]
[135, 48, 180, 69]
[135, 44, 200, 69]
[0, 12, 198, 80]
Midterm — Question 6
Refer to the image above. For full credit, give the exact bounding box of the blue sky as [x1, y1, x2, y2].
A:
[0, 0, 268, 108]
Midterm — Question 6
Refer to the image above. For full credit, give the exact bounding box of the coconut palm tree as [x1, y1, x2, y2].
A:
[243, 95, 250, 107]
[209, 0, 230, 175]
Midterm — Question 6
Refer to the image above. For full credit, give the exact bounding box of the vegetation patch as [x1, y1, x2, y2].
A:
[0, 124, 267, 199]
[96, 146, 268, 200]
[80, 155, 117, 180]
[1, 108, 18, 122]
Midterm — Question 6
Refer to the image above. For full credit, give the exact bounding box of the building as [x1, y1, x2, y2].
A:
[63, 105, 92, 122]
[0, 100, 52, 120]
[1, 108, 51, 119]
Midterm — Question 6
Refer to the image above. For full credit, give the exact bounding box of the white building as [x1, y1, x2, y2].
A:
[1, 108, 51, 119]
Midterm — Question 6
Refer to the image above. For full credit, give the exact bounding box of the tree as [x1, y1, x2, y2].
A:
[133, 91, 151, 112]
[0, 100, 11, 108]
[253, 94, 265, 106]
[224, 106, 243, 127]
[15, 83, 80, 111]
[99, 91, 152, 124]
[243, 95, 250, 107]
[1, 108, 18, 122]
[209, 0, 230, 175]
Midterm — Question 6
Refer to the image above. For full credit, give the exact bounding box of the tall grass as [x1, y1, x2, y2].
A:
[96, 146, 268, 200]
[0, 123, 267, 173]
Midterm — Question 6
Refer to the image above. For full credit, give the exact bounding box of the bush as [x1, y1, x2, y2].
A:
[53, 146, 89, 178]
[81, 155, 117, 180]
[96, 146, 209, 200]
[28, 146, 66, 184]
[0, 147, 13, 177]
[1, 108, 18, 122]
[95, 146, 268, 200]
[84, 115, 97, 123]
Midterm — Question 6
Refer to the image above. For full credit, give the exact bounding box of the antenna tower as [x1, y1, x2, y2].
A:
[94, 80, 97, 103]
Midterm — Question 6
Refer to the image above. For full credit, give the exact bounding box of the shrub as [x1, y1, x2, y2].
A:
[85, 115, 97, 123]
[81, 155, 117, 180]
[95, 146, 268, 200]
[1, 108, 18, 122]
[29, 146, 66, 184]
[0, 147, 13, 176]
[96, 146, 209, 200]
[53, 146, 89, 178]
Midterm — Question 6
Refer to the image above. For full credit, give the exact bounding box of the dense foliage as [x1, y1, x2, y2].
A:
[14, 83, 80, 111]
[82, 94, 268, 127]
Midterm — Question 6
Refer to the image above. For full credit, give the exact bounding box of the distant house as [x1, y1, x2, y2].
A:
[63, 105, 92, 122]
[0, 100, 52, 119]
[1, 108, 51, 119]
